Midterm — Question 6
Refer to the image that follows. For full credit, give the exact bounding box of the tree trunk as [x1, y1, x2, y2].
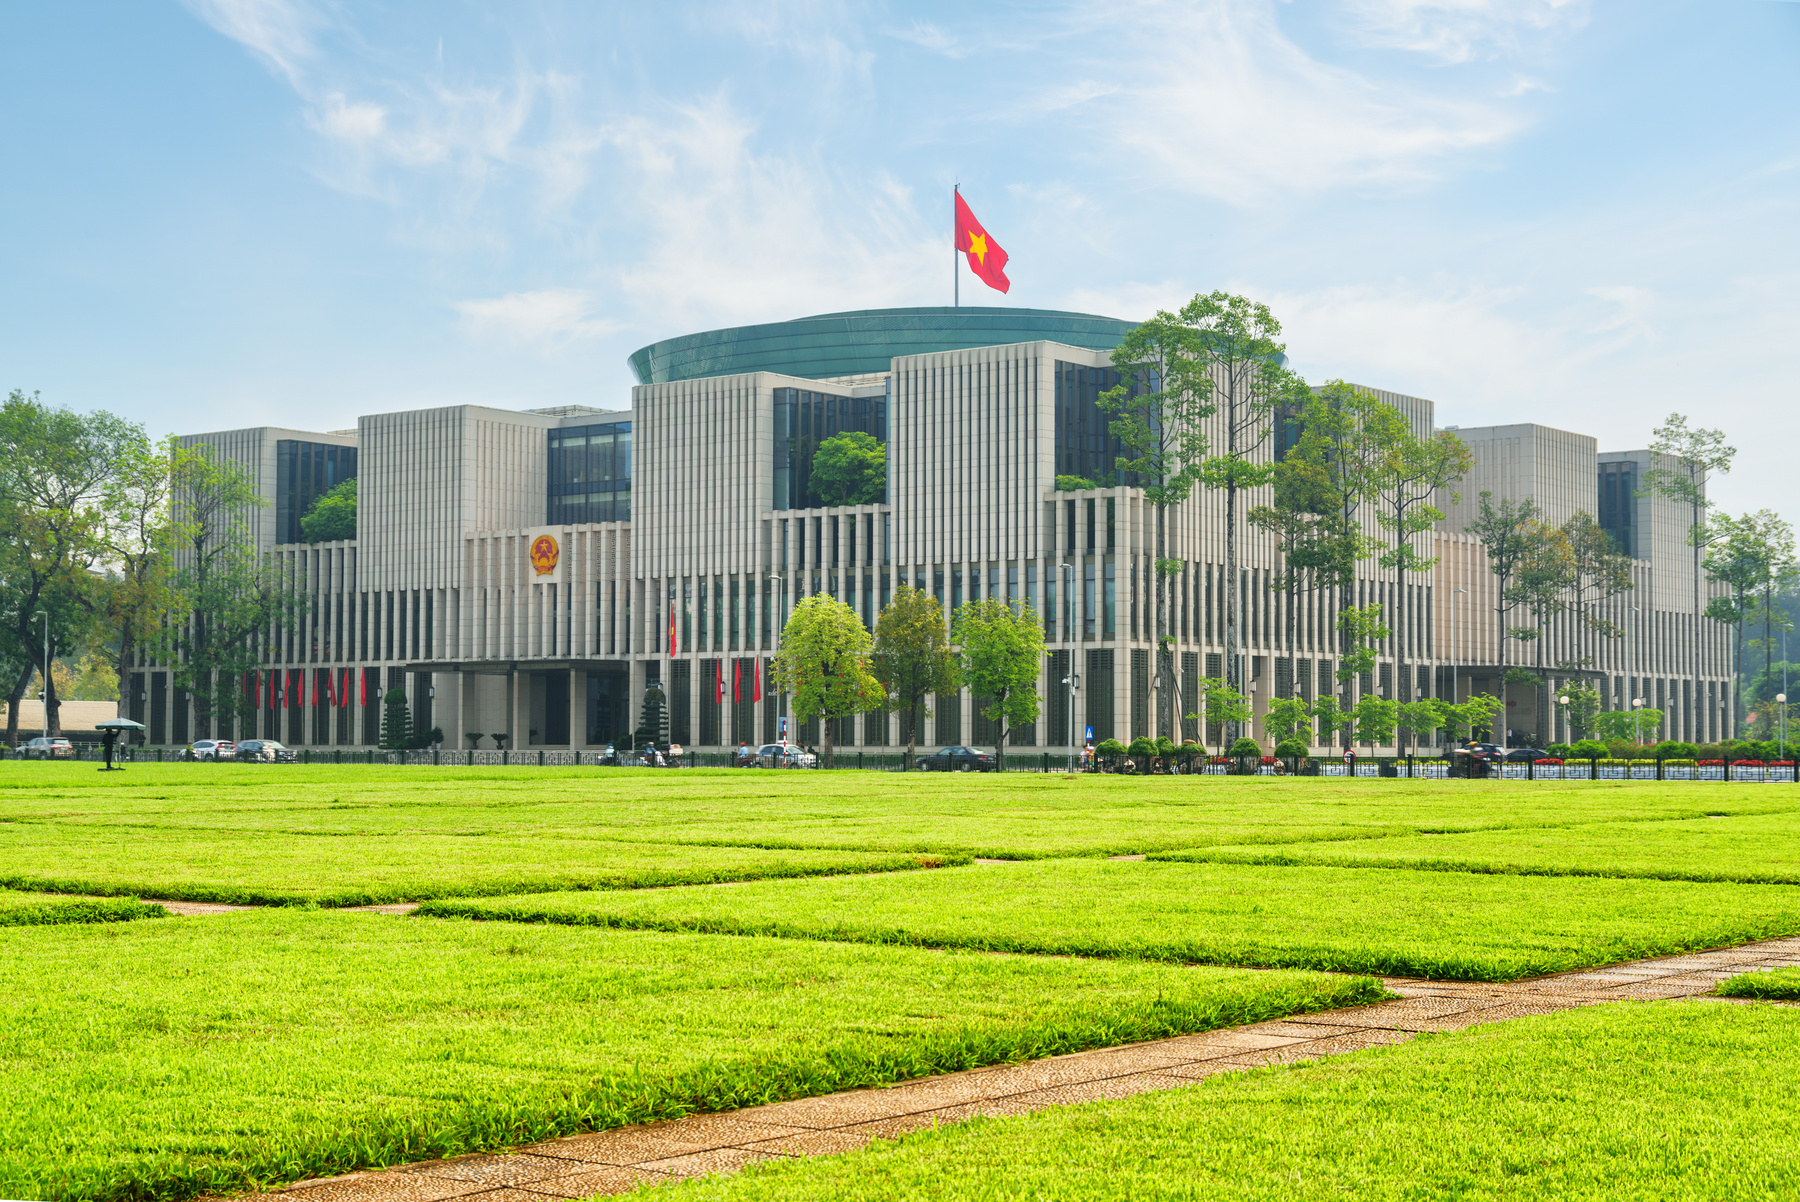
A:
[45, 659, 61, 738]
[116, 628, 134, 722]
[905, 697, 917, 770]
[993, 688, 1008, 771]
[1692, 502, 1702, 743]
[822, 710, 834, 770]
[5, 660, 30, 746]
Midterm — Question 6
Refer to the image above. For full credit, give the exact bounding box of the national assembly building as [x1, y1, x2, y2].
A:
[144, 306, 1737, 754]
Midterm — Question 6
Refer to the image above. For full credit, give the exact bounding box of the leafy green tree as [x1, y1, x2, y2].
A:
[1561, 682, 1603, 740]
[1460, 693, 1506, 743]
[379, 686, 413, 750]
[1508, 520, 1576, 743]
[1371, 415, 1475, 714]
[810, 433, 885, 507]
[1562, 511, 1634, 674]
[953, 598, 1045, 771]
[775, 593, 883, 769]
[1336, 603, 1390, 685]
[1281, 382, 1386, 735]
[1596, 707, 1663, 743]
[96, 430, 182, 721]
[1100, 305, 1219, 740]
[1249, 450, 1338, 687]
[1397, 699, 1441, 751]
[1643, 413, 1736, 741]
[1182, 294, 1307, 741]
[1200, 676, 1252, 753]
[872, 584, 958, 769]
[0, 391, 134, 743]
[1261, 696, 1312, 746]
[1467, 491, 1544, 694]
[1312, 695, 1350, 748]
[162, 444, 306, 739]
[1053, 475, 1097, 491]
[1351, 695, 1398, 748]
[300, 478, 357, 543]
[1703, 510, 1793, 727]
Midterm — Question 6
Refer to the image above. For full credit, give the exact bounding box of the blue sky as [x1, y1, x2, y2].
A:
[3, 1, 1797, 513]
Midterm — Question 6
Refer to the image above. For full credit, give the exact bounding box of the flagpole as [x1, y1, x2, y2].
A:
[953, 183, 959, 308]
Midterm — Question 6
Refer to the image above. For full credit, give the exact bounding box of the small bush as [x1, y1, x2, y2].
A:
[1568, 739, 1608, 759]
[1274, 738, 1309, 759]
[1096, 738, 1127, 758]
[1227, 736, 1262, 757]
[1128, 736, 1159, 758]
[1652, 740, 1699, 760]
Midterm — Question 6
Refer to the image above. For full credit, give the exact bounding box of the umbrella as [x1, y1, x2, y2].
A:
[94, 718, 145, 771]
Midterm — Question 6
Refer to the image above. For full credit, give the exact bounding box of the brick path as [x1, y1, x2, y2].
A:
[262, 936, 1800, 1202]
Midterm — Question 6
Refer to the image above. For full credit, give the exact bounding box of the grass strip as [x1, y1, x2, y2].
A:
[421, 859, 1800, 981]
[1716, 966, 1800, 999]
[1151, 811, 1800, 886]
[649, 1001, 1800, 1201]
[0, 890, 165, 927]
[0, 910, 1381, 1202]
[0, 822, 959, 905]
[5, 764, 1792, 862]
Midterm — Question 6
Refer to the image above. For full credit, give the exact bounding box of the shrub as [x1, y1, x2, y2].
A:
[1096, 738, 1127, 758]
[1155, 736, 1179, 757]
[1274, 738, 1309, 759]
[1054, 474, 1098, 491]
[1546, 743, 1573, 758]
[1227, 736, 1262, 757]
[1128, 736, 1159, 758]
[1652, 740, 1699, 759]
[1568, 739, 1608, 759]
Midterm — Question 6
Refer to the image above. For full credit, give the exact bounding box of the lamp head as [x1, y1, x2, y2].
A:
[1779, 693, 1788, 704]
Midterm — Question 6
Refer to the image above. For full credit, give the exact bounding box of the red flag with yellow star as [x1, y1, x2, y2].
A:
[955, 191, 1010, 294]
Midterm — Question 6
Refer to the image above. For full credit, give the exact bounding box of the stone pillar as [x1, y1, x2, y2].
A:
[507, 670, 524, 752]
[570, 667, 587, 750]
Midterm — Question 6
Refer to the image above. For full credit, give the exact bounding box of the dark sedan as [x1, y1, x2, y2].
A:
[1503, 747, 1552, 763]
[917, 746, 998, 772]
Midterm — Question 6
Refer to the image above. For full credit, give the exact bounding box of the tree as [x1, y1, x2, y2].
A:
[1466, 491, 1544, 720]
[1460, 693, 1506, 743]
[1371, 416, 1475, 721]
[300, 478, 357, 543]
[810, 433, 886, 507]
[1200, 676, 1252, 753]
[1397, 699, 1441, 750]
[1336, 603, 1391, 686]
[1561, 511, 1634, 681]
[632, 680, 670, 749]
[1351, 695, 1398, 748]
[96, 430, 182, 721]
[0, 392, 134, 744]
[1054, 475, 1097, 491]
[1281, 382, 1386, 742]
[1249, 449, 1338, 694]
[1642, 413, 1736, 742]
[1312, 695, 1350, 748]
[1703, 510, 1793, 727]
[162, 444, 306, 739]
[1508, 520, 1575, 743]
[379, 686, 413, 750]
[953, 598, 1045, 771]
[1561, 681, 1603, 740]
[1182, 293, 1306, 741]
[775, 593, 882, 769]
[1101, 305, 1218, 741]
[1261, 696, 1312, 746]
[871, 584, 958, 769]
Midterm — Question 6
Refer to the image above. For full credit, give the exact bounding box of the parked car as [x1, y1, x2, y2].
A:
[235, 739, 297, 763]
[187, 740, 237, 761]
[1503, 747, 1551, 763]
[754, 742, 817, 769]
[21, 737, 74, 760]
[917, 745, 998, 772]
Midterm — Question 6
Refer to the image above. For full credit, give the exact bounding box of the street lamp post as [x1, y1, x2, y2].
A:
[1060, 563, 1080, 771]
[1779, 693, 1788, 757]
[1558, 693, 1570, 745]
[768, 573, 787, 745]
[1633, 697, 1644, 746]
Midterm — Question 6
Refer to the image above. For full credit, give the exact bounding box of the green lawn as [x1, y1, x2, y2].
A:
[418, 857, 1800, 981]
[1153, 811, 1800, 885]
[650, 1001, 1800, 1201]
[1717, 966, 1800, 1000]
[5, 763, 1791, 862]
[0, 910, 1379, 1202]
[0, 820, 955, 905]
[0, 889, 164, 926]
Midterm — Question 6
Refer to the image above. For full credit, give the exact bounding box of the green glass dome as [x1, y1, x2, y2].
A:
[627, 306, 1137, 385]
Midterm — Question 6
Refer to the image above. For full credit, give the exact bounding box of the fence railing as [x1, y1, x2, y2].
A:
[3, 744, 1799, 782]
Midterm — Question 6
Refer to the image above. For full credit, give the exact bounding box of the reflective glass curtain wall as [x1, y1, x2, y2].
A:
[772, 388, 886, 510]
[276, 441, 358, 545]
[1054, 362, 1133, 486]
[547, 422, 633, 525]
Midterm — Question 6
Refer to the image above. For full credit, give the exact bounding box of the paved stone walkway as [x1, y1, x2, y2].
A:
[259, 936, 1800, 1202]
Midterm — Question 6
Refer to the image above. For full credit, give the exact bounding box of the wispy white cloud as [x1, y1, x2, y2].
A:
[454, 288, 619, 347]
[1340, 0, 1589, 63]
[882, 20, 967, 57]
[1042, 0, 1525, 203]
[180, 0, 321, 85]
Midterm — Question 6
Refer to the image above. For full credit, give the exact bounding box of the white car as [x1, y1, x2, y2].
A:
[754, 742, 817, 769]
[188, 740, 237, 761]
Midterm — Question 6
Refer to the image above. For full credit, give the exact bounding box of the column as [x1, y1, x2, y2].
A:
[570, 667, 587, 750]
[507, 671, 524, 752]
